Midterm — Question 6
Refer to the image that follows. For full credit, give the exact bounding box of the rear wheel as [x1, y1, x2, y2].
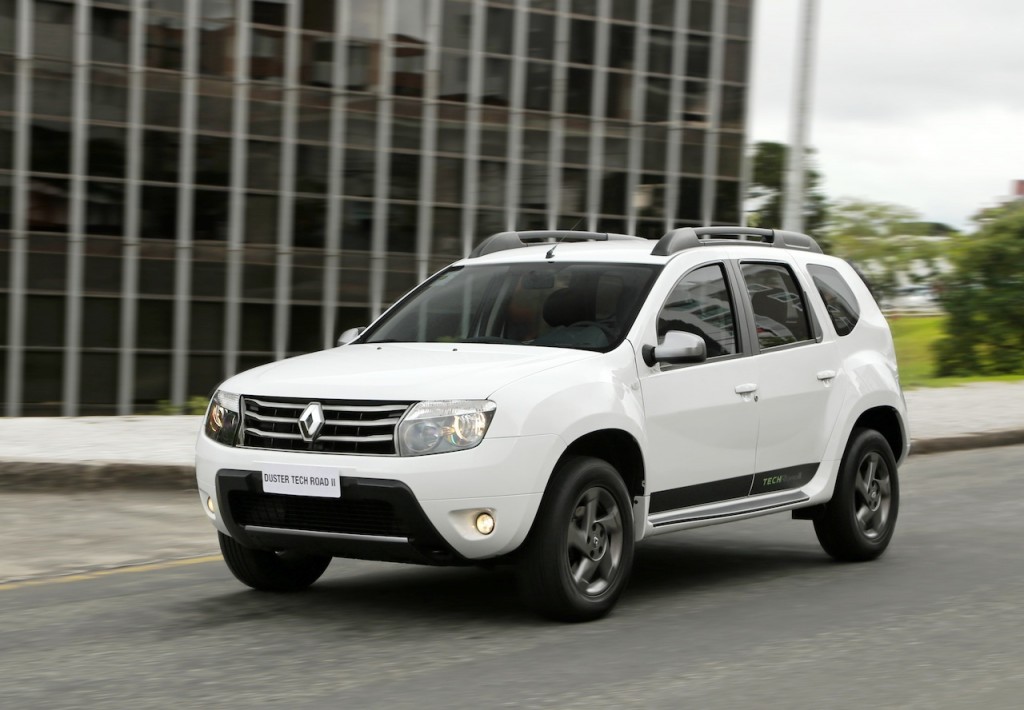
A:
[219, 532, 332, 592]
[814, 428, 899, 561]
[518, 456, 635, 622]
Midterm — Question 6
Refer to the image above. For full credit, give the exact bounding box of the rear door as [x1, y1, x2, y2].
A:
[737, 259, 847, 491]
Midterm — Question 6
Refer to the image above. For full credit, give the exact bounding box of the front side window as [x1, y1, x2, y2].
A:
[362, 262, 661, 352]
[740, 262, 812, 349]
[808, 264, 860, 336]
[657, 263, 738, 357]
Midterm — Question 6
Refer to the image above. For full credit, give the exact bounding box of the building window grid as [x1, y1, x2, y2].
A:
[3, 0, 750, 415]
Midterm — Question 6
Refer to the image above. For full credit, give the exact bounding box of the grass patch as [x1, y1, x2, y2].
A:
[888, 314, 1024, 388]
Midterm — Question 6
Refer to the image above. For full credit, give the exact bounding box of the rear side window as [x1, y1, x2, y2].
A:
[740, 262, 813, 349]
[808, 264, 860, 336]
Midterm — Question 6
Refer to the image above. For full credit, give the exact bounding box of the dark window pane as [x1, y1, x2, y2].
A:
[193, 189, 230, 241]
[605, 72, 632, 119]
[485, 6, 514, 54]
[341, 199, 373, 251]
[651, 0, 676, 26]
[389, 153, 420, 201]
[645, 77, 670, 123]
[246, 139, 279, 190]
[527, 12, 554, 60]
[135, 354, 171, 406]
[438, 51, 469, 101]
[386, 202, 417, 253]
[727, 0, 752, 37]
[391, 100, 423, 151]
[29, 177, 69, 232]
[92, 8, 130, 64]
[248, 98, 282, 137]
[137, 299, 173, 349]
[90, 66, 128, 122]
[569, 20, 595, 65]
[240, 303, 274, 351]
[84, 250, 122, 292]
[0, 0, 15, 54]
[33, 60, 72, 117]
[608, 25, 635, 70]
[690, 0, 712, 32]
[141, 185, 178, 239]
[600, 172, 628, 215]
[301, 35, 334, 87]
[288, 304, 322, 353]
[88, 125, 127, 179]
[435, 157, 463, 203]
[565, 68, 592, 116]
[252, 0, 286, 26]
[441, 0, 472, 50]
[86, 181, 125, 236]
[741, 262, 812, 348]
[27, 246, 66, 291]
[297, 90, 331, 142]
[293, 197, 325, 249]
[346, 41, 377, 92]
[612, 0, 635, 21]
[34, 1, 74, 61]
[809, 264, 861, 337]
[191, 301, 224, 350]
[145, 71, 182, 128]
[648, 29, 673, 75]
[295, 143, 329, 195]
[687, 34, 711, 79]
[80, 353, 117, 410]
[342, 149, 376, 198]
[477, 160, 506, 207]
[245, 193, 278, 244]
[31, 121, 71, 174]
[677, 176, 701, 221]
[25, 295, 64, 346]
[302, 1, 334, 32]
[82, 298, 120, 348]
[142, 130, 179, 182]
[194, 135, 231, 186]
[482, 57, 511, 106]
[724, 39, 748, 83]
[24, 351, 63, 409]
[524, 61, 552, 111]
[192, 254, 227, 297]
[197, 80, 234, 133]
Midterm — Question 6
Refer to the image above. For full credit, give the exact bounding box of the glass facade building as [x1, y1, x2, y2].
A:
[0, 0, 753, 416]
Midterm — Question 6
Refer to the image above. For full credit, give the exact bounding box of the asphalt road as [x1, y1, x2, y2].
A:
[2, 446, 1023, 709]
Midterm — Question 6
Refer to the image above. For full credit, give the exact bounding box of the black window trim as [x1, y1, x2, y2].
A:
[654, 259, 749, 370]
[736, 257, 822, 355]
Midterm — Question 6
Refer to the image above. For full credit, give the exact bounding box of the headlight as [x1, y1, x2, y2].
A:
[398, 400, 496, 456]
[204, 390, 241, 446]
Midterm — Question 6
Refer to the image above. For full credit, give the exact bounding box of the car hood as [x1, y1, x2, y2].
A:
[220, 343, 600, 401]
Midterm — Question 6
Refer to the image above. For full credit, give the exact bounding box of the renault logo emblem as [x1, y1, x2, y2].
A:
[298, 402, 325, 442]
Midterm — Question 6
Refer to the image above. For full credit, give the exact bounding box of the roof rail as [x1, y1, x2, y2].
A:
[468, 230, 646, 258]
[651, 226, 822, 257]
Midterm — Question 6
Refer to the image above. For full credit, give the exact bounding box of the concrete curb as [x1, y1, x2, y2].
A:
[3, 429, 1024, 492]
[0, 461, 196, 492]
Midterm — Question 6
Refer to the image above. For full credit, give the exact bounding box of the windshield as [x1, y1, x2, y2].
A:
[361, 262, 661, 352]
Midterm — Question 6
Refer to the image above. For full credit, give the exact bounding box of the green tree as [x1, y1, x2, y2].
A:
[746, 141, 828, 240]
[935, 201, 1024, 376]
[822, 198, 946, 305]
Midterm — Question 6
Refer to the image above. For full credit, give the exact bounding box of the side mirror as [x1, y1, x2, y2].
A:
[642, 330, 707, 367]
[337, 326, 365, 346]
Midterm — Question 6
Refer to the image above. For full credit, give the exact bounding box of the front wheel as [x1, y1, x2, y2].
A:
[814, 428, 900, 561]
[219, 532, 332, 592]
[517, 456, 635, 622]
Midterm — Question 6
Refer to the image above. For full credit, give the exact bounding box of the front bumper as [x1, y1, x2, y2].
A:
[196, 433, 562, 561]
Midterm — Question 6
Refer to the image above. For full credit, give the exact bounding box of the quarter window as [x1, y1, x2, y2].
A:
[657, 263, 737, 357]
[740, 262, 812, 349]
[808, 264, 860, 336]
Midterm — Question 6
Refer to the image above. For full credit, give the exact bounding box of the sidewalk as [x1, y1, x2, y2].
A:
[2, 381, 1024, 491]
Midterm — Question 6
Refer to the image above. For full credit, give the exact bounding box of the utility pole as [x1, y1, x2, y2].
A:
[782, 0, 818, 232]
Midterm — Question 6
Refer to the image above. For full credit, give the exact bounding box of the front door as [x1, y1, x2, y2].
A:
[638, 262, 760, 514]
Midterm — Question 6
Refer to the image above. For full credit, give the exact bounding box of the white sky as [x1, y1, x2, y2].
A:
[749, 0, 1024, 230]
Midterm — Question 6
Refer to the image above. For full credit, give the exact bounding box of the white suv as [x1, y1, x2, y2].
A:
[196, 227, 908, 621]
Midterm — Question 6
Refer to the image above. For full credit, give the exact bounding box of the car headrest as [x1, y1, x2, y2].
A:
[543, 288, 594, 327]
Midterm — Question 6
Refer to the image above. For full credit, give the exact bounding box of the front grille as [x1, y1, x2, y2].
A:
[240, 396, 412, 455]
[229, 491, 408, 538]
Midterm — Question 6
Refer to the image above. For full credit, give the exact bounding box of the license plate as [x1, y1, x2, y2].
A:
[259, 463, 341, 498]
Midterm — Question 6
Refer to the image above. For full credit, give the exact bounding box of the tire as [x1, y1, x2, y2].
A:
[517, 456, 635, 622]
[814, 428, 900, 562]
[218, 532, 332, 592]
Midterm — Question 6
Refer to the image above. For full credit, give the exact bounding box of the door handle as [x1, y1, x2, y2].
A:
[734, 383, 758, 394]
[816, 370, 837, 381]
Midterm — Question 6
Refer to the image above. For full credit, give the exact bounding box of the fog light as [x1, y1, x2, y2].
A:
[206, 496, 216, 514]
[474, 512, 495, 535]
